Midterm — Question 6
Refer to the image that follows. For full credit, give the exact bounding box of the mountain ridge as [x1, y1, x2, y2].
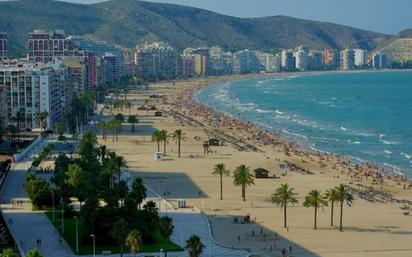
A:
[0, 0, 390, 57]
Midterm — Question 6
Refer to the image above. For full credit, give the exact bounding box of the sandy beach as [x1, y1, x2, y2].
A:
[98, 75, 412, 257]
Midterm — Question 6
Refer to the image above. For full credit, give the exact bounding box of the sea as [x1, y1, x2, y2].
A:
[194, 71, 412, 178]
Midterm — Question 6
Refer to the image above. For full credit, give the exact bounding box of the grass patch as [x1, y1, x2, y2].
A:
[44, 211, 182, 255]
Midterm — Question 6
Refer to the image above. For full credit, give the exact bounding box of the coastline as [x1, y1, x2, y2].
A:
[191, 72, 411, 180]
[98, 73, 412, 256]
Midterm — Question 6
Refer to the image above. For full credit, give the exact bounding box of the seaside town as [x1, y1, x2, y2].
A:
[0, 2, 412, 257]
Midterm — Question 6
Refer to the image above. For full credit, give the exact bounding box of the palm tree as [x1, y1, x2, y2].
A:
[272, 184, 299, 228]
[151, 130, 163, 152]
[212, 163, 230, 200]
[55, 121, 65, 138]
[1, 248, 17, 257]
[7, 125, 17, 144]
[160, 129, 168, 155]
[325, 188, 339, 227]
[126, 102, 132, 115]
[108, 151, 128, 185]
[125, 230, 142, 257]
[127, 115, 138, 132]
[15, 111, 25, 142]
[39, 111, 48, 133]
[171, 129, 186, 158]
[26, 249, 43, 257]
[233, 165, 254, 201]
[185, 234, 205, 257]
[303, 190, 328, 230]
[335, 184, 353, 231]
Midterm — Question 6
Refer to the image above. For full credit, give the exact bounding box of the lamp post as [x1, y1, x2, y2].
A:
[160, 248, 164, 257]
[90, 234, 95, 257]
[74, 216, 79, 254]
[60, 198, 64, 234]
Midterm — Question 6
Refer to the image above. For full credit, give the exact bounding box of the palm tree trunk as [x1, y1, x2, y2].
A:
[330, 201, 334, 227]
[284, 203, 287, 228]
[242, 184, 245, 201]
[314, 205, 318, 230]
[178, 139, 181, 158]
[220, 174, 223, 200]
[157, 141, 160, 152]
[163, 140, 166, 155]
[339, 201, 344, 231]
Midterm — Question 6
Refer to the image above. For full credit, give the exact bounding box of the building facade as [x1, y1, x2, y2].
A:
[27, 30, 84, 63]
[340, 49, 355, 70]
[0, 33, 7, 60]
[0, 61, 70, 131]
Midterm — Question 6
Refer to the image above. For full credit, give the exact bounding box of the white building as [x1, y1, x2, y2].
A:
[0, 61, 70, 131]
[372, 52, 388, 69]
[354, 49, 368, 67]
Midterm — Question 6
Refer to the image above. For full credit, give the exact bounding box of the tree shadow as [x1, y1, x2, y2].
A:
[129, 170, 209, 199]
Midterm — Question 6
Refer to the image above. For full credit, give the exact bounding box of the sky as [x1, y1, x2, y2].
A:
[37, 0, 412, 34]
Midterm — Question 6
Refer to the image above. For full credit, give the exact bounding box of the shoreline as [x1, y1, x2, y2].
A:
[191, 71, 412, 179]
[165, 72, 412, 201]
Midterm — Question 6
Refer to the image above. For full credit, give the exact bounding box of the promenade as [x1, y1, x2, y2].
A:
[0, 137, 250, 257]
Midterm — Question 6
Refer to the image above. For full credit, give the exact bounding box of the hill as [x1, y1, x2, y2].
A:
[0, 0, 389, 57]
[377, 28, 412, 63]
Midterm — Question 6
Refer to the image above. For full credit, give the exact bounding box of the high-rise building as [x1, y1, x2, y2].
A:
[340, 49, 355, 70]
[208, 46, 224, 75]
[27, 30, 84, 63]
[372, 52, 388, 69]
[323, 48, 340, 68]
[181, 55, 195, 77]
[135, 42, 179, 78]
[223, 52, 234, 74]
[71, 36, 124, 82]
[0, 61, 70, 131]
[281, 50, 295, 71]
[294, 50, 308, 71]
[308, 50, 323, 70]
[354, 49, 368, 67]
[0, 32, 7, 59]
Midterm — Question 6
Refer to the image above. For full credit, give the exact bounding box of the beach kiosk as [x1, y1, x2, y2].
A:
[254, 168, 270, 179]
[154, 152, 164, 161]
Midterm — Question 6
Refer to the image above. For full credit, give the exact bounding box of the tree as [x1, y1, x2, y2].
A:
[0, 122, 6, 143]
[130, 177, 147, 209]
[159, 216, 174, 240]
[25, 173, 53, 209]
[272, 184, 299, 228]
[212, 163, 230, 200]
[126, 102, 132, 115]
[1, 248, 17, 257]
[111, 218, 128, 257]
[151, 130, 163, 152]
[67, 164, 90, 208]
[303, 190, 328, 230]
[26, 249, 43, 257]
[171, 129, 186, 158]
[335, 184, 354, 231]
[125, 230, 142, 257]
[7, 125, 17, 144]
[233, 165, 254, 201]
[325, 188, 339, 227]
[15, 111, 25, 142]
[39, 111, 48, 133]
[185, 234, 205, 257]
[55, 121, 65, 138]
[160, 129, 168, 155]
[127, 115, 138, 132]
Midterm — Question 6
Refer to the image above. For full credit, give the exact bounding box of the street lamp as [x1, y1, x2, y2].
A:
[74, 216, 79, 254]
[90, 234, 95, 257]
[60, 198, 64, 234]
[160, 248, 163, 257]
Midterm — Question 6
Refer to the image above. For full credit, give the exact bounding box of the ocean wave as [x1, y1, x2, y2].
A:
[255, 108, 272, 114]
[380, 139, 400, 145]
[401, 153, 412, 159]
[383, 163, 405, 176]
[340, 126, 348, 131]
[384, 150, 392, 155]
